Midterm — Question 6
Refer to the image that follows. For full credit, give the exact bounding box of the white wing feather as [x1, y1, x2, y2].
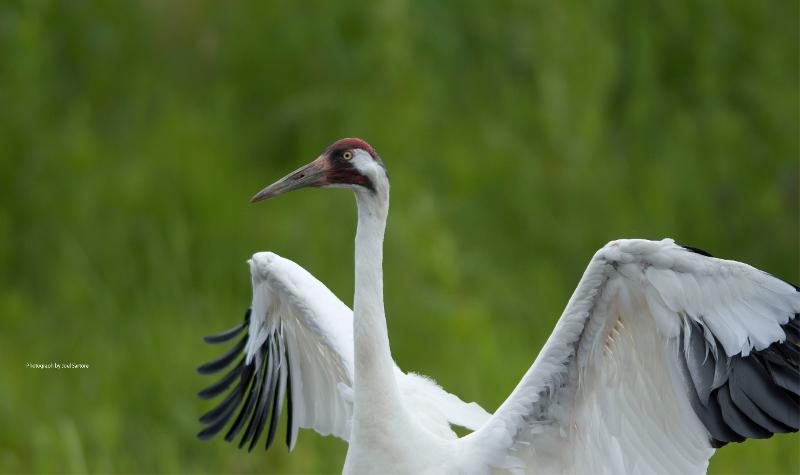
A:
[248, 252, 354, 441]
[459, 239, 800, 474]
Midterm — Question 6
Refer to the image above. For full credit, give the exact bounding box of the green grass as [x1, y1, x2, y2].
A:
[0, 0, 798, 473]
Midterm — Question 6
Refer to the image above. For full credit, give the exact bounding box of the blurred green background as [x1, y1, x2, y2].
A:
[1, 0, 798, 473]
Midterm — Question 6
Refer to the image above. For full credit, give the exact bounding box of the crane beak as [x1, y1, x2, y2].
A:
[250, 156, 329, 203]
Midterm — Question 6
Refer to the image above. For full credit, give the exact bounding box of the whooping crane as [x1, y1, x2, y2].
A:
[198, 138, 799, 474]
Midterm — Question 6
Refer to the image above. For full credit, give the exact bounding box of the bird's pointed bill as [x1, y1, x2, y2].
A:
[251, 156, 328, 203]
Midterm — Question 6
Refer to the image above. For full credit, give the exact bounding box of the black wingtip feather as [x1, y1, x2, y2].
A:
[239, 343, 269, 450]
[200, 386, 242, 425]
[729, 378, 792, 434]
[198, 358, 244, 399]
[203, 322, 246, 344]
[266, 336, 287, 450]
[224, 363, 257, 442]
[682, 316, 800, 447]
[285, 339, 296, 451]
[737, 358, 800, 429]
[199, 382, 245, 424]
[682, 245, 714, 257]
[764, 358, 800, 396]
[199, 309, 297, 453]
[198, 335, 247, 375]
[202, 309, 251, 344]
[248, 339, 278, 452]
[197, 385, 244, 439]
[717, 385, 772, 439]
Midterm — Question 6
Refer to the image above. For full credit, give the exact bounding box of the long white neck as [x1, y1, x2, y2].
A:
[351, 186, 406, 419]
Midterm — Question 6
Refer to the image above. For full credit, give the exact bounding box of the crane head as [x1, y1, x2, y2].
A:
[250, 138, 387, 203]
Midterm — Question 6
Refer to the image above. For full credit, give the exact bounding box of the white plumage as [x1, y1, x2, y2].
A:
[198, 138, 799, 474]
[459, 238, 799, 474]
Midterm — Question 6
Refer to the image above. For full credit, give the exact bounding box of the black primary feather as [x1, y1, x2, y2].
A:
[238, 343, 269, 449]
[285, 338, 297, 449]
[716, 385, 771, 439]
[682, 245, 714, 258]
[266, 331, 288, 449]
[248, 337, 280, 452]
[728, 380, 791, 434]
[224, 363, 258, 442]
[198, 308, 298, 452]
[681, 310, 800, 447]
[203, 322, 246, 344]
[198, 358, 245, 399]
[197, 335, 247, 375]
[198, 381, 244, 425]
[197, 383, 245, 439]
[202, 308, 250, 344]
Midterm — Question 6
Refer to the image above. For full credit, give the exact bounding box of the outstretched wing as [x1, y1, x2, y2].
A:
[461, 239, 799, 474]
[197, 252, 354, 451]
[197, 252, 491, 452]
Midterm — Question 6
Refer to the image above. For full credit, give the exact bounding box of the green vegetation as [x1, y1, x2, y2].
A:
[0, 0, 797, 473]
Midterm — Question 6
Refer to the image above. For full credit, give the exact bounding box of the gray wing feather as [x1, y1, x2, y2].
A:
[681, 314, 799, 447]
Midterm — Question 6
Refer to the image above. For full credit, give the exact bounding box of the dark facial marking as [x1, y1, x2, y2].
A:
[318, 149, 375, 192]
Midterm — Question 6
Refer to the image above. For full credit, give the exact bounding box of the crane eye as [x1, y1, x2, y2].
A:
[342, 151, 353, 160]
